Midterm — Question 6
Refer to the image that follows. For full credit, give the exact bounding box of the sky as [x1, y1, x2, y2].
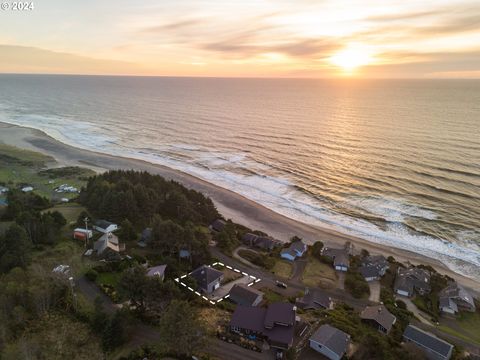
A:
[1, 0, 480, 78]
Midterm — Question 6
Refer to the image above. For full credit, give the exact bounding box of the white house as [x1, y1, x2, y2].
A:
[94, 220, 118, 234]
[310, 324, 350, 360]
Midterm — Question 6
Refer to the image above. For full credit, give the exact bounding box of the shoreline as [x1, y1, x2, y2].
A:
[0, 121, 479, 296]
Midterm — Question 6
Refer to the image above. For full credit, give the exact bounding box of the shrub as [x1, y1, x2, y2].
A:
[345, 270, 370, 298]
[85, 268, 99, 281]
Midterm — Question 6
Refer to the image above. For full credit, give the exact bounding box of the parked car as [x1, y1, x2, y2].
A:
[276, 280, 287, 289]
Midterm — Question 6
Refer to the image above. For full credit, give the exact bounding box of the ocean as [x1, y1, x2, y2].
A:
[0, 74, 479, 278]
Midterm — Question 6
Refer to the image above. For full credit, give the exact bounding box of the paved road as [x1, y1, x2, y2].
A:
[368, 281, 380, 303]
[210, 339, 272, 360]
[76, 276, 119, 314]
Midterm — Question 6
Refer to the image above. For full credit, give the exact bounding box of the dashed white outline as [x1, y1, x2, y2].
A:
[174, 262, 261, 306]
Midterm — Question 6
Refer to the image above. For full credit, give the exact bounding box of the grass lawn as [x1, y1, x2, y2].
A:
[220, 267, 243, 284]
[238, 249, 261, 263]
[45, 202, 87, 225]
[260, 287, 287, 304]
[302, 256, 337, 289]
[96, 272, 122, 287]
[272, 260, 293, 279]
[438, 311, 480, 346]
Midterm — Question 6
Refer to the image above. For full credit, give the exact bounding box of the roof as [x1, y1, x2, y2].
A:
[281, 248, 297, 258]
[333, 252, 349, 267]
[255, 236, 280, 250]
[289, 240, 306, 253]
[146, 265, 167, 278]
[228, 284, 263, 306]
[310, 324, 350, 357]
[439, 282, 475, 310]
[190, 265, 223, 290]
[242, 233, 258, 244]
[395, 267, 431, 294]
[264, 302, 295, 328]
[230, 303, 296, 346]
[296, 290, 332, 309]
[141, 228, 152, 242]
[403, 325, 453, 357]
[360, 265, 380, 278]
[363, 255, 388, 268]
[211, 219, 226, 232]
[360, 305, 396, 333]
[95, 220, 116, 230]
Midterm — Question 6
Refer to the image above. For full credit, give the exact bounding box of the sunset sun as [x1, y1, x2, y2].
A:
[329, 44, 374, 74]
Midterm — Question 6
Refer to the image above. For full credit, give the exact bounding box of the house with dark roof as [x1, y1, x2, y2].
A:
[146, 265, 167, 281]
[438, 282, 476, 315]
[137, 227, 152, 248]
[242, 233, 282, 251]
[229, 302, 296, 349]
[296, 289, 333, 310]
[210, 219, 226, 232]
[190, 265, 224, 294]
[322, 247, 350, 272]
[309, 324, 350, 360]
[359, 255, 389, 281]
[403, 325, 453, 360]
[228, 284, 263, 306]
[94, 220, 118, 234]
[242, 233, 258, 246]
[394, 267, 431, 297]
[360, 305, 396, 334]
[280, 240, 307, 261]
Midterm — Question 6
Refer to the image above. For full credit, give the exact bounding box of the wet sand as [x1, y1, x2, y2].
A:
[0, 121, 478, 295]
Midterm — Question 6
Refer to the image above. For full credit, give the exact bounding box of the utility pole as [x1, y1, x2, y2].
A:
[84, 217, 89, 249]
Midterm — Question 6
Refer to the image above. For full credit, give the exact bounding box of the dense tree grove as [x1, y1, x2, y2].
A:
[79, 170, 219, 228]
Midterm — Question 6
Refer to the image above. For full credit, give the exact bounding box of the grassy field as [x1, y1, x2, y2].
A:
[272, 260, 293, 279]
[302, 256, 338, 289]
[438, 311, 480, 346]
[0, 143, 94, 200]
[46, 203, 87, 224]
[96, 272, 122, 287]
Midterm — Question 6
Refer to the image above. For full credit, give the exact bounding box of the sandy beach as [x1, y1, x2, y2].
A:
[1, 121, 478, 295]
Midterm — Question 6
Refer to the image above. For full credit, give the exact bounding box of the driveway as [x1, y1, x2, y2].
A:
[397, 296, 433, 325]
[291, 259, 307, 283]
[209, 339, 272, 360]
[337, 272, 345, 290]
[368, 281, 381, 303]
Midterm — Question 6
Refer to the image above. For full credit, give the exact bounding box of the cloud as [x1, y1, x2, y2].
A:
[0, 45, 142, 75]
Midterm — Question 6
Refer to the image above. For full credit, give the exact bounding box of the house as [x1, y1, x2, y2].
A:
[359, 255, 389, 281]
[309, 324, 350, 360]
[73, 228, 93, 241]
[190, 265, 224, 294]
[228, 284, 263, 306]
[322, 247, 350, 272]
[94, 233, 125, 255]
[280, 240, 307, 261]
[394, 267, 431, 297]
[94, 220, 118, 234]
[242, 233, 258, 246]
[296, 289, 333, 310]
[146, 265, 167, 281]
[52, 264, 71, 276]
[403, 325, 453, 360]
[0, 186, 9, 194]
[21, 186, 34, 192]
[242, 233, 281, 251]
[438, 282, 476, 315]
[210, 219, 226, 232]
[137, 228, 152, 248]
[360, 305, 396, 334]
[230, 302, 296, 349]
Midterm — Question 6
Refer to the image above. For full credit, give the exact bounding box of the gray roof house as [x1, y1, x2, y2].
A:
[94, 220, 118, 234]
[394, 267, 431, 297]
[94, 233, 125, 255]
[242, 233, 281, 251]
[403, 325, 453, 360]
[360, 305, 396, 334]
[146, 264, 167, 281]
[296, 289, 333, 310]
[359, 255, 389, 281]
[280, 240, 307, 261]
[322, 247, 350, 272]
[228, 284, 264, 306]
[190, 265, 224, 294]
[230, 302, 296, 349]
[438, 282, 476, 315]
[137, 228, 152, 248]
[309, 324, 350, 360]
[210, 219, 226, 232]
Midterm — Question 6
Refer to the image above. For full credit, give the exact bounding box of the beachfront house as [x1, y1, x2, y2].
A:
[359, 255, 389, 281]
[242, 233, 281, 251]
[190, 265, 224, 294]
[309, 324, 350, 360]
[438, 282, 476, 315]
[296, 288, 333, 310]
[146, 264, 167, 281]
[94, 220, 118, 234]
[230, 302, 296, 350]
[394, 267, 431, 297]
[403, 325, 453, 360]
[228, 283, 264, 306]
[322, 246, 350, 272]
[360, 305, 396, 334]
[280, 240, 307, 261]
[210, 218, 226, 232]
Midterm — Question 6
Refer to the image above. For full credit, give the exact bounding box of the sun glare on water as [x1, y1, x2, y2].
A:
[329, 44, 374, 74]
